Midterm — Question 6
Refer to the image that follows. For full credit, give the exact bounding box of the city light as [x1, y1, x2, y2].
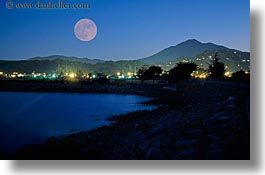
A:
[224, 72, 232, 78]
[191, 71, 208, 79]
[17, 73, 25, 77]
[69, 73, 76, 78]
[82, 74, 90, 79]
[198, 74, 207, 79]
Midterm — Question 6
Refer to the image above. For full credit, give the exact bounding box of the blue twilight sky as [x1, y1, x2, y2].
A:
[0, 0, 250, 60]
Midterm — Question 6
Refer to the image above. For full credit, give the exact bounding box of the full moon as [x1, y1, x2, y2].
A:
[74, 19, 97, 42]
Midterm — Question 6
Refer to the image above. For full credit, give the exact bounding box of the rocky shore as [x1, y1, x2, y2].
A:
[14, 81, 250, 160]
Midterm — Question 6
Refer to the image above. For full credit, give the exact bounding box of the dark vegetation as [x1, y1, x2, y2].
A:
[136, 57, 249, 84]
[208, 53, 226, 81]
[0, 56, 250, 94]
[137, 65, 162, 84]
[167, 62, 197, 83]
[232, 70, 250, 83]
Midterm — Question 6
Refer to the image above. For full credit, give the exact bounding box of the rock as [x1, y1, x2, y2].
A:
[228, 97, 235, 101]
[139, 143, 149, 152]
[219, 116, 230, 120]
[208, 135, 220, 140]
[144, 147, 160, 159]
[175, 138, 196, 147]
[212, 112, 224, 118]
[178, 149, 194, 156]
[185, 129, 202, 137]
[227, 104, 235, 109]
[210, 148, 224, 154]
[97, 142, 103, 145]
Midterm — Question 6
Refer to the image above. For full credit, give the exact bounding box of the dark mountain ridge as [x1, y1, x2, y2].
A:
[0, 39, 250, 74]
[139, 39, 228, 64]
[29, 55, 104, 65]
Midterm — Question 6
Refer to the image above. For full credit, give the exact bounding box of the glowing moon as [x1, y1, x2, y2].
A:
[74, 19, 97, 42]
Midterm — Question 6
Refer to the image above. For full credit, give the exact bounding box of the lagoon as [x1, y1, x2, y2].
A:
[0, 92, 155, 154]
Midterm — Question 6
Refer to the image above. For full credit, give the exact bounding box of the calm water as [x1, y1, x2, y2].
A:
[0, 92, 155, 153]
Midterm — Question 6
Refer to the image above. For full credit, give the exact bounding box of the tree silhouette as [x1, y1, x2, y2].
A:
[232, 70, 250, 83]
[137, 65, 148, 84]
[168, 62, 197, 83]
[208, 53, 225, 81]
[145, 66, 162, 84]
[137, 65, 162, 84]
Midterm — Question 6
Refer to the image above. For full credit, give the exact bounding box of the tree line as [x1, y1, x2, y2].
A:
[137, 53, 250, 83]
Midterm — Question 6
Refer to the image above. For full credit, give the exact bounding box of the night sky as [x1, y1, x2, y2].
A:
[0, 0, 250, 60]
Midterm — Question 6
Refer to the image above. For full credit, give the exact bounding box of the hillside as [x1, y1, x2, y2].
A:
[138, 39, 250, 72]
[0, 59, 144, 75]
[191, 49, 250, 72]
[0, 39, 250, 74]
[29, 55, 104, 65]
[139, 39, 227, 64]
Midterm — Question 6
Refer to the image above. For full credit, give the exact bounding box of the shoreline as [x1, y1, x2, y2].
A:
[9, 81, 250, 160]
[0, 79, 165, 98]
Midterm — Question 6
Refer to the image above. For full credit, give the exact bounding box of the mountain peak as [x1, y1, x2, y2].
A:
[177, 39, 203, 46]
[184, 39, 201, 43]
[140, 39, 227, 64]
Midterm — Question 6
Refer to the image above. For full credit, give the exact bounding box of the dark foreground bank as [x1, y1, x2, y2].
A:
[0, 79, 163, 96]
[10, 81, 250, 160]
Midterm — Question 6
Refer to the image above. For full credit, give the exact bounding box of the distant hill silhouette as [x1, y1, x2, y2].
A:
[28, 55, 104, 65]
[138, 39, 249, 72]
[0, 39, 250, 74]
[139, 39, 227, 64]
[0, 59, 144, 75]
